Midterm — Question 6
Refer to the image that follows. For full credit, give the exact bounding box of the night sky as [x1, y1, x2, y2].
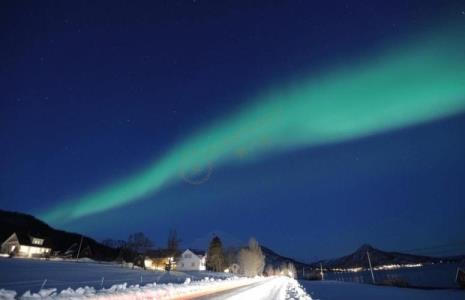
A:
[1, 1, 465, 261]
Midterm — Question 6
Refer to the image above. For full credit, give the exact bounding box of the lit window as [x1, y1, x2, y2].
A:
[31, 238, 44, 246]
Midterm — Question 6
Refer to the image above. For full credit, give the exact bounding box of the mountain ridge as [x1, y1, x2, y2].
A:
[0, 209, 118, 260]
[310, 243, 465, 269]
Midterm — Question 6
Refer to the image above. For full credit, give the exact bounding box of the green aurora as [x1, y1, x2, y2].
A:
[41, 28, 465, 224]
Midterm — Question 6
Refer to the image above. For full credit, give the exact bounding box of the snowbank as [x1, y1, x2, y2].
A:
[285, 278, 312, 300]
[3, 276, 261, 299]
[0, 289, 17, 300]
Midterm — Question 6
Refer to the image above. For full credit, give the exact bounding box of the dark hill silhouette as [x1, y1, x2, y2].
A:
[312, 244, 465, 269]
[0, 210, 118, 261]
[261, 246, 311, 270]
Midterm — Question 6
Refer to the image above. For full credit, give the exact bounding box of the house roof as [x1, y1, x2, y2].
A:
[186, 249, 206, 257]
[145, 249, 176, 258]
[9, 232, 52, 248]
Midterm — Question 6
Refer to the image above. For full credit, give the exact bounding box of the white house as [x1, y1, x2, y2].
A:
[176, 249, 206, 271]
[1, 233, 52, 258]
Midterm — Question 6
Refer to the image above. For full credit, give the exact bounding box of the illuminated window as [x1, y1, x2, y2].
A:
[31, 238, 44, 246]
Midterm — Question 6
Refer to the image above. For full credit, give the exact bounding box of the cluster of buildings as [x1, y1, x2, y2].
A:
[0, 232, 217, 272]
[143, 248, 207, 271]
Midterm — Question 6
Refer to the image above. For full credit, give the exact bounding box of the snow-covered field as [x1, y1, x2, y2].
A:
[0, 258, 230, 296]
[300, 280, 465, 300]
[0, 258, 311, 299]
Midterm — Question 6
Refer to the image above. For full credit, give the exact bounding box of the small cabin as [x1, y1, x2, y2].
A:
[144, 249, 176, 271]
[176, 249, 206, 271]
[1, 233, 52, 258]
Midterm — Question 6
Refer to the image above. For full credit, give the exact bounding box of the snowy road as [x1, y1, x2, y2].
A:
[191, 277, 311, 300]
[194, 277, 285, 299]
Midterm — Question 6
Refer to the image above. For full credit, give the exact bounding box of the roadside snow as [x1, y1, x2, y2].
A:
[6, 276, 261, 299]
[285, 278, 311, 300]
[0, 289, 16, 300]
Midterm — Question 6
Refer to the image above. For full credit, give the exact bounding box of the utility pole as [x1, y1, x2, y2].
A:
[366, 251, 375, 284]
[320, 263, 324, 280]
[76, 235, 84, 262]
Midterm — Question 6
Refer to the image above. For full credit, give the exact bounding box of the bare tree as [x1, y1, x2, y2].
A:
[127, 232, 153, 253]
[238, 237, 265, 277]
[265, 265, 276, 276]
[280, 262, 297, 278]
[102, 239, 126, 249]
[167, 229, 181, 254]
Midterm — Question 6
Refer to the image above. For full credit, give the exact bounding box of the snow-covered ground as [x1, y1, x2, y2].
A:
[0, 258, 231, 296]
[0, 258, 311, 299]
[6, 258, 460, 300]
[0, 276, 310, 300]
[300, 280, 465, 300]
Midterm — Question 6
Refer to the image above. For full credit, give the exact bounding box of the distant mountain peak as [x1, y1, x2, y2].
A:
[313, 243, 464, 269]
[356, 244, 375, 252]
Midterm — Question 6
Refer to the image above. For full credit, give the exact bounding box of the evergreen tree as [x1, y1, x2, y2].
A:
[206, 236, 226, 272]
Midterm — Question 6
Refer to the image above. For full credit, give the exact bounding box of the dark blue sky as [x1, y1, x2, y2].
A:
[1, 1, 465, 261]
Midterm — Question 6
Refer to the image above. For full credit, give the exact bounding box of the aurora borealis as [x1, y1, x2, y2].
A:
[41, 27, 465, 223]
[2, 1, 465, 260]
